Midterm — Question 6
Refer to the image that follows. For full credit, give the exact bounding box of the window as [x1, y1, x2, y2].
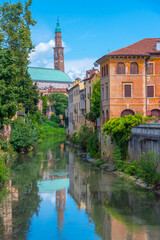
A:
[147, 63, 154, 75]
[104, 65, 106, 76]
[102, 87, 104, 99]
[106, 85, 108, 99]
[56, 50, 58, 57]
[117, 62, 125, 74]
[60, 50, 63, 57]
[130, 62, 139, 74]
[156, 42, 160, 51]
[102, 67, 104, 77]
[124, 84, 132, 98]
[147, 86, 154, 98]
[106, 64, 108, 75]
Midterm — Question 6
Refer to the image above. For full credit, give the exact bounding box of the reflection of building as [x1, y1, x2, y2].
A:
[0, 180, 19, 240]
[56, 187, 66, 229]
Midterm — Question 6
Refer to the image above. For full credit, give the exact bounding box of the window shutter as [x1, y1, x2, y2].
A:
[147, 86, 154, 97]
[130, 62, 139, 74]
[147, 63, 153, 75]
[124, 85, 131, 98]
[117, 63, 125, 74]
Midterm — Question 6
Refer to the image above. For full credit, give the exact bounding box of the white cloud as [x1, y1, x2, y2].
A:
[40, 192, 56, 204]
[29, 39, 98, 81]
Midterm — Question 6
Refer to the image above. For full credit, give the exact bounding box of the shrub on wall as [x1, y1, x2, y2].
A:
[103, 114, 151, 159]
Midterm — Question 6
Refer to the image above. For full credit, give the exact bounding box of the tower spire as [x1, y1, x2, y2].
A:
[54, 17, 64, 72]
[55, 16, 61, 32]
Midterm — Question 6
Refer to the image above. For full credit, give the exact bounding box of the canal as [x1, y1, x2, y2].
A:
[0, 137, 160, 240]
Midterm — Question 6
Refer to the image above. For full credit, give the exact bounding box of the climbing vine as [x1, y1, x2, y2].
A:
[103, 114, 150, 158]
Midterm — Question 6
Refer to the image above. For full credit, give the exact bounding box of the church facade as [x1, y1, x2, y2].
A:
[29, 18, 73, 91]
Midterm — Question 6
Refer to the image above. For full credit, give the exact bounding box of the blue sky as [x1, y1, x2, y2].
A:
[2, 0, 160, 80]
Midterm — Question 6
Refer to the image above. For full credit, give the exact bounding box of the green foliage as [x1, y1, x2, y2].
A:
[70, 133, 79, 145]
[94, 159, 105, 167]
[39, 121, 65, 139]
[42, 95, 47, 114]
[10, 118, 38, 153]
[90, 78, 101, 119]
[0, 138, 8, 151]
[50, 114, 61, 124]
[124, 161, 139, 175]
[0, 47, 18, 128]
[48, 92, 68, 119]
[0, 0, 39, 114]
[103, 114, 150, 158]
[138, 151, 159, 185]
[77, 125, 92, 150]
[0, 152, 10, 185]
[86, 78, 100, 122]
[87, 130, 101, 158]
[112, 146, 124, 171]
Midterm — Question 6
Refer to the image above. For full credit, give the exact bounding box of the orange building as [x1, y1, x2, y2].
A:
[97, 38, 160, 125]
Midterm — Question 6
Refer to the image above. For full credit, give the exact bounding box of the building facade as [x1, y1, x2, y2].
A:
[97, 38, 160, 126]
[66, 69, 100, 136]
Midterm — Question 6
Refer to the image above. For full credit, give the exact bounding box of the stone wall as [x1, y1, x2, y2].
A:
[128, 124, 160, 170]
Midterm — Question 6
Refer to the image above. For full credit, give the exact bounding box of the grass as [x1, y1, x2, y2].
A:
[39, 121, 65, 140]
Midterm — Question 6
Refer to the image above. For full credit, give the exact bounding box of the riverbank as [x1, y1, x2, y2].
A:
[86, 155, 160, 195]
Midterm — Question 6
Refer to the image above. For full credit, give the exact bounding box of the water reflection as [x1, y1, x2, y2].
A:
[0, 139, 159, 240]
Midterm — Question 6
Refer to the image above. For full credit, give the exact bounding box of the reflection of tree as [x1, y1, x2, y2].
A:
[1, 151, 43, 240]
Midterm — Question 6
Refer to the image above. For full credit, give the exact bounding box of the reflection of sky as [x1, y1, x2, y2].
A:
[27, 187, 101, 240]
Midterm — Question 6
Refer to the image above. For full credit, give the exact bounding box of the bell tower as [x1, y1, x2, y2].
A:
[54, 17, 65, 72]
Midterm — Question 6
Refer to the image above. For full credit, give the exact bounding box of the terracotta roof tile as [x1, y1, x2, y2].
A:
[107, 38, 160, 56]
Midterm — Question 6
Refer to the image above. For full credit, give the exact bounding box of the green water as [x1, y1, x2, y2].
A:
[0, 138, 160, 240]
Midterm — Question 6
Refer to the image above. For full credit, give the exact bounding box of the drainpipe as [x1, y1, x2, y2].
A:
[145, 57, 150, 117]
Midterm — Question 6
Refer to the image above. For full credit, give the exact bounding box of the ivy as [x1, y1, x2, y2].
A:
[103, 114, 151, 158]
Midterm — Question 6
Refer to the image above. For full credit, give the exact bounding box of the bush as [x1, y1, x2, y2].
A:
[124, 161, 139, 175]
[50, 114, 61, 124]
[94, 159, 105, 167]
[87, 131, 100, 158]
[78, 125, 92, 150]
[0, 152, 10, 185]
[138, 151, 159, 185]
[10, 118, 39, 153]
[103, 114, 151, 159]
[112, 146, 124, 171]
[0, 138, 8, 151]
[70, 133, 79, 145]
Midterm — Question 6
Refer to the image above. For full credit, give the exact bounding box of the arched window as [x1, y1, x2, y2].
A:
[121, 109, 135, 117]
[117, 62, 125, 74]
[56, 50, 58, 57]
[106, 64, 108, 75]
[151, 109, 160, 118]
[60, 50, 63, 57]
[130, 62, 139, 74]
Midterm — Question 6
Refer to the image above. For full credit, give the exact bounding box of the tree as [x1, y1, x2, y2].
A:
[48, 92, 68, 118]
[0, 0, 39, 114]
[86, 78, 100, 122]
[0, 39, 18, 129]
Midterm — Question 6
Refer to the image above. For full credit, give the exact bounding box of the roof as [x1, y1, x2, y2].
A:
[28, 67, 72, 83]
[97, 38, 160, 63]
[38, 179, 69, 193]
[55, 16, 61, 33]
